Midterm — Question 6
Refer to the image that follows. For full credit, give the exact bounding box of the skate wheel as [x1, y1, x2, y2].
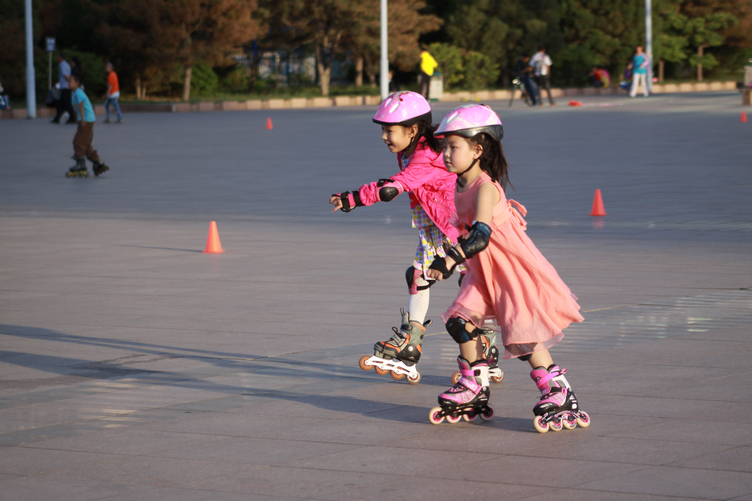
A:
[407, 372, 421, 385]
[390, 370, 405, 381]
[576, 411, 591, 428]
[358, 355, 373, 371]
[451, 371, 461, 385]
[428, 407, 445, 425]
[491, 371, 504, 384]
[446, 413, 462, 424]
[562, 415, 577, 430]
[533, 415, 549, 434]
[463, 411, 477, 422]
[479, 405, 494, 421]
[550, 419, 563, 432]
[374, 366, 390, 376]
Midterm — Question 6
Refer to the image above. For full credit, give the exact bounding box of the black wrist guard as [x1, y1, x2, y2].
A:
[446, 246, 466, 265]
[459, 222, 492, 259]
[333, 190, 364, 213]
[429, 257, 455, 280]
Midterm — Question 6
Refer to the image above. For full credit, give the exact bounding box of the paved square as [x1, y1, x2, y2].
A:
[1, 92, 751, 500]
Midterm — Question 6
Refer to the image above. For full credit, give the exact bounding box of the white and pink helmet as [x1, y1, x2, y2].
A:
[435, 104, 504, 141]
[372, 91, 432, 127]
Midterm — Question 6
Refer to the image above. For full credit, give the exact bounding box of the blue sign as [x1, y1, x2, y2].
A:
[46, 38, 55, 52]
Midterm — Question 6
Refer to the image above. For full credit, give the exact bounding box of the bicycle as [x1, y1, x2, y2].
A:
[508, 78, 536, 107]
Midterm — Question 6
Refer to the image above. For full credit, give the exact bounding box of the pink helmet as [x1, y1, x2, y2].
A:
[435, 104, 504, 141]
[372, 91, 432, 127]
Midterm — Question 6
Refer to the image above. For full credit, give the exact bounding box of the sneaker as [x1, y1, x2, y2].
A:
[115, 119, 123, 124]
[103, 118, 111, 123]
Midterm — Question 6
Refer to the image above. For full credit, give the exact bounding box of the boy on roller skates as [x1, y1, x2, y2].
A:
[66, 73, 110, 178]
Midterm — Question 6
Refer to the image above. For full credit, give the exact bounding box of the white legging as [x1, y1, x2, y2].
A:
[630, 72, 648, 97]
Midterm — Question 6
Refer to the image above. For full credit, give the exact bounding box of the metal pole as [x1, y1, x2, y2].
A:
[645, 0, 653, 93]
[25, 0, 37, 118]
[379, 0, 388, 100]
[49, 52, 52, 90]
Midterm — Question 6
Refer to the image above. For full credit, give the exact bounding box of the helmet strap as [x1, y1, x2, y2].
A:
[456, 157, 480, 187]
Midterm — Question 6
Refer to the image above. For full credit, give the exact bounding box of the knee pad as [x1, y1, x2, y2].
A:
[446, 317, 481, 344]
[405, 266, 433, 295]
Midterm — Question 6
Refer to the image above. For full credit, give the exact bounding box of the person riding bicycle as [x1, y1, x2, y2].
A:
[514, 55, 537, 106]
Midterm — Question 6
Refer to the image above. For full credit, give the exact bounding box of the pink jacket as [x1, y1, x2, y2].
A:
[358, 140, 459, 242]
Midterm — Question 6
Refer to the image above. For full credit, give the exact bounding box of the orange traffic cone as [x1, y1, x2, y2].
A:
[203, 221, 224, 253]
[266, 117, 273, 129]
[742, 111, 748, 123]
[590, 189, 607, 216]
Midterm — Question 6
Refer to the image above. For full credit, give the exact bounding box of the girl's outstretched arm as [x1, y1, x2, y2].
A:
[425, 183, 499, 281]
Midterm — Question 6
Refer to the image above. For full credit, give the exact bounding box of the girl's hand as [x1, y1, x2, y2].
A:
[329, 195, 344, 212]
[424, 268, 444, 281]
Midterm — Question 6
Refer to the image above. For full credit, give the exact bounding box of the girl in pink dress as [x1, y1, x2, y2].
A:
[424, 104, 590, 433]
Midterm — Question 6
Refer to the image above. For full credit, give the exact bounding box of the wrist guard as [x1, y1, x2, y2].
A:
[458, 222, 492, 259]
[446, 246, 465, 265]
[333, 190, 363, 212]
[428, 257, 456, 280]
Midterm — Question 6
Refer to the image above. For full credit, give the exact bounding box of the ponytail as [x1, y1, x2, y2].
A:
[469, 133, 512, 192]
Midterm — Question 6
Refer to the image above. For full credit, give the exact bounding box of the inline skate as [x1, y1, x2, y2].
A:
[359, 308, 429, 384]
[92, 160, 110, 177]
[429, 356, 494, 424]
[65, 157, 89, 178]
[530, 365, 590, 433]
[451, 327, 504, 384]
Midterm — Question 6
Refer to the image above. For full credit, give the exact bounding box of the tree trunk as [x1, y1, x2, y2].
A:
[317, 59, 331, 96]
[658, 60, 664, 83]
[355, 56, 364, 86]
[697, 46, 703, 82]
[182, 65, 193, 101]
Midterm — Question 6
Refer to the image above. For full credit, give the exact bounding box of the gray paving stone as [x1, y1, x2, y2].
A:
[1, 92, 751, 498]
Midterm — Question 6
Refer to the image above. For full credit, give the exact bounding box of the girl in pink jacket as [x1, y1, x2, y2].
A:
[330, 92, 503, 385]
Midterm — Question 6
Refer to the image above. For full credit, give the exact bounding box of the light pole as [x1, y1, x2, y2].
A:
[645, 0, 653, 93]
[25, 0, 37, 118]
[380, 0, 388, 100]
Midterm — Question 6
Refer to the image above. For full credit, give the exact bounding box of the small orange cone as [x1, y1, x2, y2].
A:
[742, 111, 748, 123]
[203, 221, 224, 253]
[266, 117, 273, 129]
[569, 100, 583, 107]
[590, 189, 607, 216]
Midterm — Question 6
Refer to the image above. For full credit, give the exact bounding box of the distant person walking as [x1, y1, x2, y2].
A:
[530, 46, 555, 106]
[419, 49, 438, 99]
[51, 52, 77, 124]
[104, 63, 123, 123]
[629, 46, 649, 97]
[0, 76, 11, 110]
[65, 73, 110, 178]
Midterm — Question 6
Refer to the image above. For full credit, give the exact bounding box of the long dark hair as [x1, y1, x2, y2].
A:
[403, 120, 442, 157]
[467, 133, 512, 192]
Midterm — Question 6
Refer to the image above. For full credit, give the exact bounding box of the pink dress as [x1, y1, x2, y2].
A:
[442, 172, 584, 359]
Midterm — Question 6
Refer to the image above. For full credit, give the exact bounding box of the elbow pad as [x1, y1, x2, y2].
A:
[459, 222, 492, 259]
[376, 178, 403, 202]
[333, 190, 364, 212]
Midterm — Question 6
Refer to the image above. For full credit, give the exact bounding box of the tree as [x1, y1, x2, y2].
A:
[90, 0, 259, 100]
[264, 0, 362, 96]
[346, 0, 441, 87]
[658, 2, 736, 81]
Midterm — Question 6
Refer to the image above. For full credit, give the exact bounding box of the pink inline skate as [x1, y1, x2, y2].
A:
[530, 365, 591, 433]
[429, 357, 494, 424]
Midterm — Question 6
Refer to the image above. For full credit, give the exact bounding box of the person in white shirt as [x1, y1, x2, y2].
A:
[529, 46, 556, 106]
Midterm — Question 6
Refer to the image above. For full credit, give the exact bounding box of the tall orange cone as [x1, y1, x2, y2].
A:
[266, 117, 273, 129]
[203, 221, 224, 253]
[742, 111, 748, 123]
[590, 189, 607, 216]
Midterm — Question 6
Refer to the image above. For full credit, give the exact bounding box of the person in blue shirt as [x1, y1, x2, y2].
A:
[629, 46, 650, 97]
[66, 73, 110, 178]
